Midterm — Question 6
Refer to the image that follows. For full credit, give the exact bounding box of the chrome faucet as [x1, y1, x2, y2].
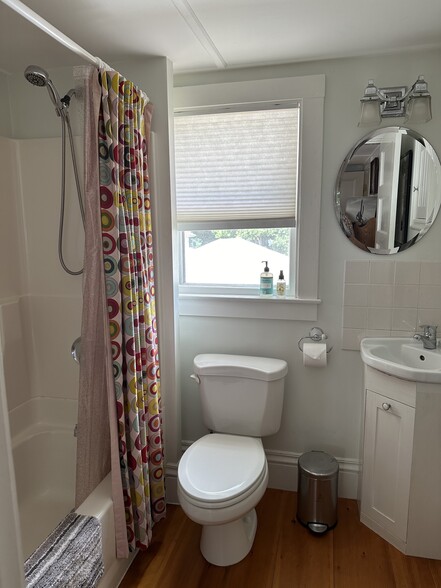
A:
[413, 325, 437, 349]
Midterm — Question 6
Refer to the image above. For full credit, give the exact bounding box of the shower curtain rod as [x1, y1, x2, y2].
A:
[1, 0, 110, 69]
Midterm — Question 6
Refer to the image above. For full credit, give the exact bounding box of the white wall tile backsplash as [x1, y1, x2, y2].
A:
[391, 307, 418, 332]
[344, 260, 370, 284]
[418, 285, 441, 309]
[393, 284, 419, 308]
[369, 261, 395, 284]
[394, 261, 421, 284]
[367, 307, 392, 330]
[418, 308, 441, 327]
[367, 284, 394, 307]
[420, 262, 441, 285]
[342, 260, 441, 350]
[343, 306, 367, 329]
[343, 284, 368, 307]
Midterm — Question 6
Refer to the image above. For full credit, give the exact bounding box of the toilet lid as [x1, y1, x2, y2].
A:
[178, 434, 266, 504]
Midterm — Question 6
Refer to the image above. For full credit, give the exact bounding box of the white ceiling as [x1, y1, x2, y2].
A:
[1, 0, 441, 75]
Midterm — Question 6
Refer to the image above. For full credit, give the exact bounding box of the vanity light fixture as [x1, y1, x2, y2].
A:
[358, 75, 432, 127]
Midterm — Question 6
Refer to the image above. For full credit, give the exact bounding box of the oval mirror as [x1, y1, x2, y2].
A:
[335, 127, 441, 254]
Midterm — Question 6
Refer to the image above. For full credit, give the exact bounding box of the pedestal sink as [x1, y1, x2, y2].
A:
[360, 337, 441, 383]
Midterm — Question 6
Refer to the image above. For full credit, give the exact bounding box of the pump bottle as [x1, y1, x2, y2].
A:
[276, 270, 286, 297]
[260, 261, 273, 296]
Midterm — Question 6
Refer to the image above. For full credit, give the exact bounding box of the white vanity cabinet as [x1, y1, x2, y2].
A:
[362, 388, 414, 543]
[360, 366, 441, 559]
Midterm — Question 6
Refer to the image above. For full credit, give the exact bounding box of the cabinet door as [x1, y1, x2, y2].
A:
[361, 390, 415, 542]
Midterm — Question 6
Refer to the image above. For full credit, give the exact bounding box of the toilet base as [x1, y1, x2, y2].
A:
[200, 508, 257, 566]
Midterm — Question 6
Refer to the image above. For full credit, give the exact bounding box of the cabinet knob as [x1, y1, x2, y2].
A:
[382, 402, 391, 411]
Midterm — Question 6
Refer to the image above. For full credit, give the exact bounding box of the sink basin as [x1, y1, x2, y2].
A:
[360, 337, 441, 383]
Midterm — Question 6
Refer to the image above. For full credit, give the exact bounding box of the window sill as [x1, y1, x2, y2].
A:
[179, 294, 320, 320]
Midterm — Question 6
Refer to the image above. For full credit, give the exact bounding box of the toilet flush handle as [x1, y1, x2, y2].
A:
[190, 373, 201, 384]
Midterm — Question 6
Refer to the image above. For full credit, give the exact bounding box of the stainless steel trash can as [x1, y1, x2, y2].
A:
[296, 450, 338, 534]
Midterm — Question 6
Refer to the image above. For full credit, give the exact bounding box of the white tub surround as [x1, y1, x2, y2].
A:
[10, 398, 78, 557]
[10, 397, 134, 586]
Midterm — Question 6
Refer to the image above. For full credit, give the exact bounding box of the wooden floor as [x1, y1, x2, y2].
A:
[120, 489, 441, 588]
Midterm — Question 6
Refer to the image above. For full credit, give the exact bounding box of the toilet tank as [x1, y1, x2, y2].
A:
[193, 354, 288, 437]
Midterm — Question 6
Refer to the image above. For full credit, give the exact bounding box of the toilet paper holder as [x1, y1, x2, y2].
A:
[298, 327, 333, 353]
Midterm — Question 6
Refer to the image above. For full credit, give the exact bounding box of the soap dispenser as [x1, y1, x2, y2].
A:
[260, 261, 273, 296]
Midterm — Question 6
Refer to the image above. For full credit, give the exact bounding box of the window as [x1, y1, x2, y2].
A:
[175, 106, 299, 294]
[173, 75, 325, 320]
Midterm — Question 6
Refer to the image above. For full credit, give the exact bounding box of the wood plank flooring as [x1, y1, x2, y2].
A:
[120, 489, 441, 587]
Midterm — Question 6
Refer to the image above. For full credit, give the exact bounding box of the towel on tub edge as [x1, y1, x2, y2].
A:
[24, 513, 104, 588]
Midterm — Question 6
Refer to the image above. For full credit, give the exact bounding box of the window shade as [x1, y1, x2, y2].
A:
[174, 107, 299, 229]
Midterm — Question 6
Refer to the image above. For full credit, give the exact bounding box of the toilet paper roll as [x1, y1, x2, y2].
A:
[303, 342, 327, 367]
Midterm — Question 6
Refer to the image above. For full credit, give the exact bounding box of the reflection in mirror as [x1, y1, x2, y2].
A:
[335, 127, 441, 254]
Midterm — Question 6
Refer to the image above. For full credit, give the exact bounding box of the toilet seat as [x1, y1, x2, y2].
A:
[178, 434, 266, 509]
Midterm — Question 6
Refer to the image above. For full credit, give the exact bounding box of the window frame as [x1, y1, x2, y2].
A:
[173, 74, 325, 321]
[179, 227, 296, 296]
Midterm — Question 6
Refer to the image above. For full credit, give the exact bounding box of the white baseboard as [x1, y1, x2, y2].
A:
[165, 442, 361, 504]
[264, 448, 360, 499]
[165, 462, 179, 505]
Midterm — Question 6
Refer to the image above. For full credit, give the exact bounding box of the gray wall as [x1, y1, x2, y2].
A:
[175, 48, 441, 463]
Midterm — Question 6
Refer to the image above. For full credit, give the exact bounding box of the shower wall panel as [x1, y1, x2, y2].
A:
[0, 138, 24, 299]
[16, 137, 83, 400]
[17, 138, 84, 296]
[0, 300, 31, 411]
[0, 138, 30, 411]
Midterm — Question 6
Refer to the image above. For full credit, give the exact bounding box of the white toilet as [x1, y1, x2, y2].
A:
[177, 353, 288, 566]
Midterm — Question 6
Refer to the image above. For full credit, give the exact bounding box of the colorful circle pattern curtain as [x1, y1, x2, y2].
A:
[98, 70, 165, 550]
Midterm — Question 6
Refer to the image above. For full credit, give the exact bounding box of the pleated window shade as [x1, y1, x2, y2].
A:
[174, 106, 299, 229]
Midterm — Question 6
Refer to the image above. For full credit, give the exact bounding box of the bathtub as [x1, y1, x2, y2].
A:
[9, 397, 135, 587]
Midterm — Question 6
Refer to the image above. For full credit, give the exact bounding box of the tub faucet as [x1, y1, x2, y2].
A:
[413, 325, 437, 349]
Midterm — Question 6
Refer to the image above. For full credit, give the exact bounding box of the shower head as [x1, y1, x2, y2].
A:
[24, 65, 62, 113]
[24, 65, 49, 87]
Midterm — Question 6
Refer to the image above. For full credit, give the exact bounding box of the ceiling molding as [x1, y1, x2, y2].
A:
[171, 0, 227, 69]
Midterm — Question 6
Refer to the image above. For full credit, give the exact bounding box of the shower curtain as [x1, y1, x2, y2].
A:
[76, 66, 166, 558]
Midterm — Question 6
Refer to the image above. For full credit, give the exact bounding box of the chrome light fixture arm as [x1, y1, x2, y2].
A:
[359, 75, 432, 126]
[362, 75, 429, 104]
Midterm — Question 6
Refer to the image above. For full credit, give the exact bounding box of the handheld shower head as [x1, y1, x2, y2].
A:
[24, 65, 62, 113]
[24, 65, 50, 87]
[24, 66, 84, 275]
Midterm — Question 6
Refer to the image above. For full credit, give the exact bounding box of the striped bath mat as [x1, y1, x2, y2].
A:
[24, 513, 104, 588]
